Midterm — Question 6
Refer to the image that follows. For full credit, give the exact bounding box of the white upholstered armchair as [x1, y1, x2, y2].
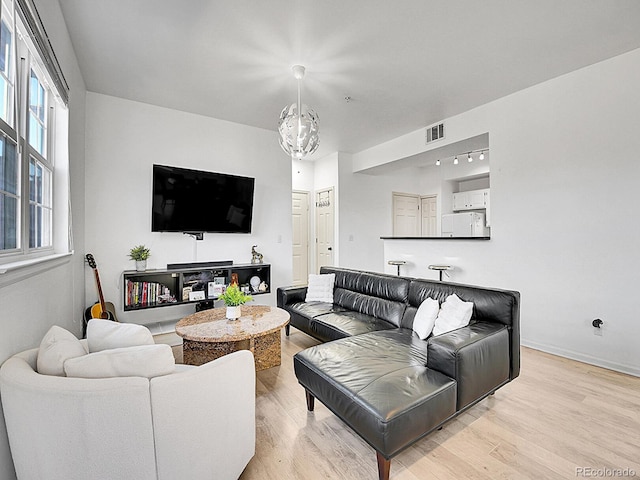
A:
[0, 346, 255, 480]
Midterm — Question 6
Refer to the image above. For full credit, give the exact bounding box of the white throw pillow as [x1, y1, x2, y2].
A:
[37, 325, 87, 376]
[432, 294, 474, 336]
[87, 319, 154, 353]
[64, 344, 175, 379]
[305, 273, 335, 303]
[412, 297, 440, 340]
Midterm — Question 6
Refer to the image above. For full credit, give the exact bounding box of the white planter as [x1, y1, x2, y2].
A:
[226, 306, 241, 320]
[135, 260, 147, 272]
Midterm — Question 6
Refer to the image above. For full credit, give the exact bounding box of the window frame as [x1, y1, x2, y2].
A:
[0, 0, 69, 271]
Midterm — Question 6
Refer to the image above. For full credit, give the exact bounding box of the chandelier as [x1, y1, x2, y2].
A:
[278, 65, 319, 159]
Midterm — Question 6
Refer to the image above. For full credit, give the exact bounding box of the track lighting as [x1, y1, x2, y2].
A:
[433, 148, 489, 166]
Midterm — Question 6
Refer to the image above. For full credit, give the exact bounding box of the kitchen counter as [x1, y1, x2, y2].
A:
[380, 236, 490, 240]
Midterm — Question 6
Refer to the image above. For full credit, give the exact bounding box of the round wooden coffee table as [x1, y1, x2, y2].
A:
[175, 305, 290, 371]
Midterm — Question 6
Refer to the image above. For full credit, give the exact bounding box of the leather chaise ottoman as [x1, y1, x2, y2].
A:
[279, 266, 520, 480]
[294, 329, 457, 479]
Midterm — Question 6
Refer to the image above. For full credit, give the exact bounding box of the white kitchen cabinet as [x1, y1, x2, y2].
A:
[453, 188, 490, 211]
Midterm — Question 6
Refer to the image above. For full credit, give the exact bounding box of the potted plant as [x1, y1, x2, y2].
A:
[218, 285, 252, 319]
[128, 245, 151, 271]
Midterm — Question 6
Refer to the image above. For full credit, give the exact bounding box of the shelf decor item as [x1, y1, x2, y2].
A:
[129, 245, 151, 272]
[250, 245, 263, 264]
[218, 284, 252, 320]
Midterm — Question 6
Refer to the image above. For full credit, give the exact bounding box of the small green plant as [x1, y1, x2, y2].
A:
[218, 285, 252, 306]
[128, 245, 151, 261]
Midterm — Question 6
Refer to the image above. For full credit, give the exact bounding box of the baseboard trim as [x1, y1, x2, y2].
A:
[521, 340, 640, 378]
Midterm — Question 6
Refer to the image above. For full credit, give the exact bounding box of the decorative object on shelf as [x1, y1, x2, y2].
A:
[250, 275, 261, 292]
[218, 285, 253, 320]
[128, 245, 151, 271]
[278, 64, 319, 159]
[258, 281, 268, 293]
[251, 245, 263, 264]
[230, 272, 239, 287]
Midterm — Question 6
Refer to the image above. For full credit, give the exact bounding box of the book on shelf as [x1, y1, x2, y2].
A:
[126, 280, 176, 307]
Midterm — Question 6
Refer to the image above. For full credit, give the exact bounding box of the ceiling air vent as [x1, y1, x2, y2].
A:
[425, 122, 445, 144]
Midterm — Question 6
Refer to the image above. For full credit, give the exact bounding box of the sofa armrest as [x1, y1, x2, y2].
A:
[427, 322, 510, 410]
[277, 286, 307, 307]
[150, 350, 256, 480]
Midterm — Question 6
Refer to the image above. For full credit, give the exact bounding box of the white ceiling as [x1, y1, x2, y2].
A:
[58, 0, 640, 158]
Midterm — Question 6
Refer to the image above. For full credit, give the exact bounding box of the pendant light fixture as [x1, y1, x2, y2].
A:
[278, 65, 319, 159]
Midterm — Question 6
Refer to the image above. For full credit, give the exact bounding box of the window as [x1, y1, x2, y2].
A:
[0, 0, 70, 269]
[0, 16, 14, 125]
[0, 132, 18, 249]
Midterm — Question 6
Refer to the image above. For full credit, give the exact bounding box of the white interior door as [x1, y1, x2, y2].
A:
[421, 195, 437, 236]
[392, 193, 420, 236]
[292, 191, 309, 286]
[315, 188, 334, 272]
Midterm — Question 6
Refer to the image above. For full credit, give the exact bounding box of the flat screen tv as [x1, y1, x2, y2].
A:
[152, 164, 255, 234]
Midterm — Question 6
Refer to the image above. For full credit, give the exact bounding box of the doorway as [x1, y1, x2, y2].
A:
[392, 192, 438, 236]
[315, 188, 334, 272]
[421, 195, 437, 236]
[292, 191, 310, 286]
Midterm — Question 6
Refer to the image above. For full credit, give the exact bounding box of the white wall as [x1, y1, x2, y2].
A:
[0, 2, 87, 479]
[84, 93, 293, 329]
[376, 49, 640, 376]
[337, 154, 422, 271]
[292, 158, 315, 192]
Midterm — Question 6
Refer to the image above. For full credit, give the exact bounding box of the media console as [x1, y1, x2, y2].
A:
[123, 263, 271, 311]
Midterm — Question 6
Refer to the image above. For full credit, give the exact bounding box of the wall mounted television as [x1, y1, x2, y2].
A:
[152, 164, 255, 234]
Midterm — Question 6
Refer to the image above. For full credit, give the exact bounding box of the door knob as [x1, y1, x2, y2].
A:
[327, 247, 332, 251]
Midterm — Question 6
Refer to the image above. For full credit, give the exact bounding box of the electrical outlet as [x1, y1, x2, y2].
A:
[592, 318, 604, 336]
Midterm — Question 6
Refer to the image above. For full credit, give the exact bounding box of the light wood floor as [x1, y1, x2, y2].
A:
[181, 330, 640, 479]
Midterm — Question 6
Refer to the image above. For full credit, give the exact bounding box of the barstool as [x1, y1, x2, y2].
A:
[428, 264, 452, 281]
[387, 260, 407, 276]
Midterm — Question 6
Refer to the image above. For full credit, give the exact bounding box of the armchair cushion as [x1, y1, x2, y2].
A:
[64, 344, 175, 379]
[87, 319, 154, 352]
[37, 325, 87, 376]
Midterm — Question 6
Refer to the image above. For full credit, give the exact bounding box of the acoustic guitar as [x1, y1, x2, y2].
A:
[84, 254, 118, 332]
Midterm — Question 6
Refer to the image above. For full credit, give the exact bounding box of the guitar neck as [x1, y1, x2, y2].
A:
[93, 269, 107, 312]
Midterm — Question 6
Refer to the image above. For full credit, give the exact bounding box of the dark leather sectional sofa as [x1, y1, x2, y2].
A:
[277, 266, 520, 480]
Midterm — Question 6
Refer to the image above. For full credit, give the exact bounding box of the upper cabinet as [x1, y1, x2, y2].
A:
[453, 188, 490, 227]
[453, 188, 490, 211]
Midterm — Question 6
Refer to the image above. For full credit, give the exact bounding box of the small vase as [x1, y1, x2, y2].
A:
[135, 260, 147, 272]
[226, 305, 241, 320]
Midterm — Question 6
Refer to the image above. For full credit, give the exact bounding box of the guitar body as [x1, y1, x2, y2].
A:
[87, 301, 117, 321]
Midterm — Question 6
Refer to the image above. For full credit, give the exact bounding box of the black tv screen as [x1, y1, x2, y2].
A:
[152, 164, 255, 234]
